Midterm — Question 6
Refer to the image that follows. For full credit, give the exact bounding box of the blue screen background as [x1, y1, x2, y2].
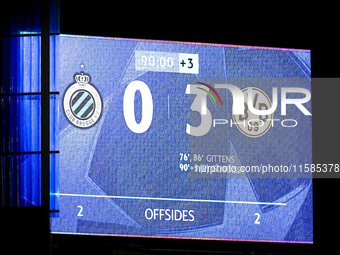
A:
[51, 35, 312, 243]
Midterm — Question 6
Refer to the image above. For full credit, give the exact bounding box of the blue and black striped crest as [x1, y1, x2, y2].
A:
[63, 72, 102, 129]
[70, 90, 95, 120]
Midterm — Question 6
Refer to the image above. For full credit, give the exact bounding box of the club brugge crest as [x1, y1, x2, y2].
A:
[63, 72, 102, 129]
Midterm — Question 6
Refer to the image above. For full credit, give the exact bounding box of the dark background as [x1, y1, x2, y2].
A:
[2, 1, 339, 254]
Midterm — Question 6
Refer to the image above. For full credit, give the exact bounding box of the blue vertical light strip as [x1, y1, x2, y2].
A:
[3, 2, 41, 36]
[9, 38, 20, 93]
[50, 153, 59, 216]
[20, 36, 41, 93]
[1, 13, 59, 207]
[19, 154, 41, 206]
[1, 1, 61, 208]
[19, 36, 42, 206]
[0, 36, 43, 206]
[50, 0, 60, 35]
[50, 35, 60, 213]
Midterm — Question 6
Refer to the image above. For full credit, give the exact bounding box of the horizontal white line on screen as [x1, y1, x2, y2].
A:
[53, 193, 287, 206]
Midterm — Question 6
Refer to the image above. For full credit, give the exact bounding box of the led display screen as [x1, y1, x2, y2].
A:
[51, 35, 312, 243]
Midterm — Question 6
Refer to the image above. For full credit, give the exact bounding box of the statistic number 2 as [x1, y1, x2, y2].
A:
[254, 213, 260, 224]
[77, 205, 84, 217]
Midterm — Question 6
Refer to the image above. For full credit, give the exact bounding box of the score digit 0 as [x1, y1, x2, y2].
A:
[123, 80, 153, 134]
